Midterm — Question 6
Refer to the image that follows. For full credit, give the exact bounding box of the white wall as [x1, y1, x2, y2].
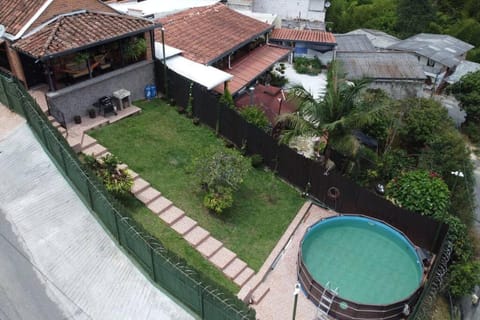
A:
[253, 0, 325, 21]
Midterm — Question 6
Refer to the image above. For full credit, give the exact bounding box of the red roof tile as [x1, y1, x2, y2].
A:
[0, 0, 46, 36]
[216, 45, 291, 95]
[156, 3, 272, 65]
[270, 28, 336, 44]
[13, 11, 155, 59]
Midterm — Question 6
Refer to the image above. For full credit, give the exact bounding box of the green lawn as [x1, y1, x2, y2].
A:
[90, 99, 304, 289]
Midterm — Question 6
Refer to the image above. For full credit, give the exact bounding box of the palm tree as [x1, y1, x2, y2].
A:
[278, 61, 386, 158]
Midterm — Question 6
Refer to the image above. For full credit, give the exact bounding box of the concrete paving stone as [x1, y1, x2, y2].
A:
[147, 196, 173, 215]
[197, 237, 223, 258]
[158, 206, 184, 225]
[135, 187, 162, 205]
[127, 169, 139, 180]
[184, 226, 210, 247]
[81, 143, 108, 158]
[251, 283, 270, 305]
[77, 135, 97, 152]
[117, 163, 128, 170]
[131, 178, 150, 195]
[233, 267, 255, 287]
[210, 247, 236, 270]
[96, 151, 111, 161]
[223, 258, 247, 280]
[170, 216, 197, 236]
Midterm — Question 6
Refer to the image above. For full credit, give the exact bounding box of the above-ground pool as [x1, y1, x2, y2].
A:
[298, 215, 424, 319]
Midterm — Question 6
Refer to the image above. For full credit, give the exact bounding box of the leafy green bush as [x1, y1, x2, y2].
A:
[84, 154, 133, 196]
[386, 169, 450, 218]
[219, 88, 235, 109]
[194, 150, 249, 214]
[293, 57, 323, 75]
[447, 260, 480, 298]
[239, 105, 270, 131]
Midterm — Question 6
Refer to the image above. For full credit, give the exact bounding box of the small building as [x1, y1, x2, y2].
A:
[337, 52, 426, 99]
[269, 28, 336, 59]
[345, 29, 400, 50]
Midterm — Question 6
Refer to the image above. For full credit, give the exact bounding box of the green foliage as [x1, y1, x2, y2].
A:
[395, 0, 435, 37]
[194, 149, 249, 213]
[386, 170, 451, 218]
[124, 37, 147, 61]
[186, 82, 194, 117]
[447, 260, 480, 298]
[239, 105, 270, 131]
[84, 154, 133, 196]
[268, 71, 288, 87]
[293, 57, 323, 75]
[203, 189, 234, 214]
[377, 149, 416, 183]
[219, 88, 235, 109]
[449, 70, 480, 142]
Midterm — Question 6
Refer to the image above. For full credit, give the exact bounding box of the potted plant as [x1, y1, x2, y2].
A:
[124, 37, 147, 62]
[74, 115, 82, 124]
[88, 108, 96, 119]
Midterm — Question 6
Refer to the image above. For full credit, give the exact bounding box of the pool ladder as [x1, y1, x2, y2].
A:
[316, 282, 338, 320]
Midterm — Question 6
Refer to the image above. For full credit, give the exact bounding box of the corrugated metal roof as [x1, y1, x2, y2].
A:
[334, 34, 375, 52]
[270, 28, 336, 44]
[446, 60, 480, 84]
[345, 29, 399, 49]
[388, 33, 474, 68]
[337, 52, 426, 80]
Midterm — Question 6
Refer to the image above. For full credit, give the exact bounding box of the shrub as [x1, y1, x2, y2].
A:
[219, 88, 235, 109]
[293, 57, 322, 75]
[250, 154, 263, 168]
[239, 105, 270, 131]
[447, 260, 480, 298]
[203, 189, 234, 214]
[84, 154, 133, 197]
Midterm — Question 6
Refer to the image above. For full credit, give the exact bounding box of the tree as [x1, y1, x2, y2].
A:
[278, 61, 386, 158]
[448, 260, 480, 298]
[239, 105, 270, 132]
[395, 0, 436, 38]
[194, 150, 249, 214]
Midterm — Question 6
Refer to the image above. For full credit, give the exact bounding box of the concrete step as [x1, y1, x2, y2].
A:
[251, 283, 270, 305]
[82, 143, 108, 158]
[159, 206, 185, 225]
[210, 247, 236, 270]
[197, 236, 223, 258]
[96, 151, 111, 161]
[131, 177, 150, 195]
[171, 216, 197, 236]
[126, 169, 139, 180]
[223, 258, 247, 280]
[76, 135, 97, 153]
[184, 226, 210, 247]
[147, 196, 173, 215]
[135, 187, 162, 205]
[233, 267, 255, 287]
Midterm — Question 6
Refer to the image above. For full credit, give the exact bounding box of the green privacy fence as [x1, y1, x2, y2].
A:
[0, 72, 255, 320]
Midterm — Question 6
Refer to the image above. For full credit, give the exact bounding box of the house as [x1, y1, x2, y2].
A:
[155, 3, 291, 96]
[388, 33, 474, 86]
[337, 52, 426, 99]
[269, 28, 336, 59]
[0, 0, 161, 124]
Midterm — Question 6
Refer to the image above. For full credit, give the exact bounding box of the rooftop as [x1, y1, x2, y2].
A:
[13, 11, 156, 59]
[445, 60, 480, 84]
[334, 34, 375, 52]
[388, 33, 474, 68]
[270, 28, 336, 44]
[0, 0, 46, 37]
[346, 29, 400, 49]
[337, 52, 426, 80]
[156, 3, 272, 65]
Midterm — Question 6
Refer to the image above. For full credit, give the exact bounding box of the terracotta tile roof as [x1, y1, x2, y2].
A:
[13, 11, 155, 59]
[0, 0, 47, 36]
[215, 45, 291, 95]
[270, 28, 336, 44]
[156, 3, 272, 65]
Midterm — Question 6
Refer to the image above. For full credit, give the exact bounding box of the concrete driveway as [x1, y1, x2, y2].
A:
[0, 114, 195, 320]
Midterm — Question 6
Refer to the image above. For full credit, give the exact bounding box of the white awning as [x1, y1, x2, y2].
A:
[155, 42, 233, 90]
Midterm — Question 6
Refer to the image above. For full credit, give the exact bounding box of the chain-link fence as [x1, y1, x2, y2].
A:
[0, 72, 255, 320]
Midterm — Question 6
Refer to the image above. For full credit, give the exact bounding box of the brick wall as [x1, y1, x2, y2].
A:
[30, 0, 116, 30]
[145, 31, 153, 61]
[6, 43, 27, 87]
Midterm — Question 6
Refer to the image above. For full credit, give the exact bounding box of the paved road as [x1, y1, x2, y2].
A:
[0, 123, 195, 320]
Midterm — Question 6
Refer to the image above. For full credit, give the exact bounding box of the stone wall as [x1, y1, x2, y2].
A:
[46, 60, 154, 124]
